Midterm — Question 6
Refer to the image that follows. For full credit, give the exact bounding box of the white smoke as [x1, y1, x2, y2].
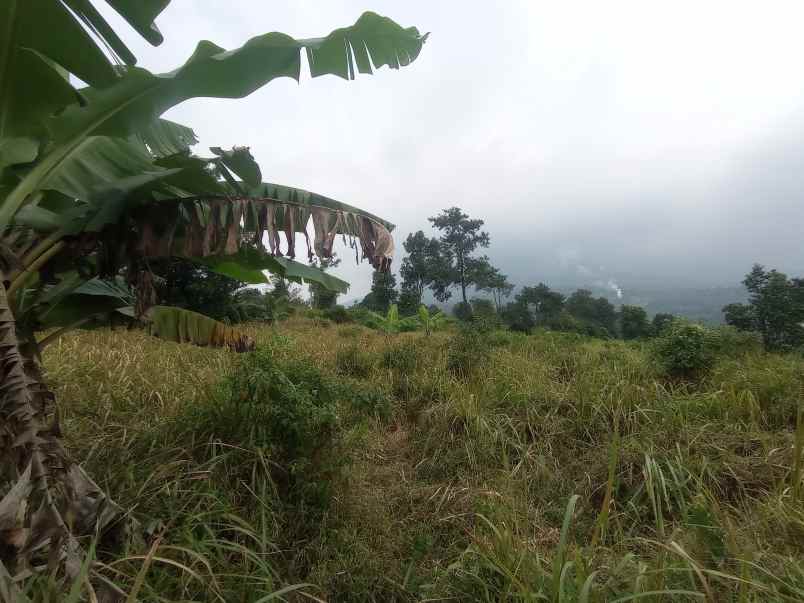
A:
[607, 279, 623, 299]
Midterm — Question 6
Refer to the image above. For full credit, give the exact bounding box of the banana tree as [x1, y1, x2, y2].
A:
[0, 1, 426, 595]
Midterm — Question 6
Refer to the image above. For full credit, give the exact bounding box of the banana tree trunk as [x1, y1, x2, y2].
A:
[0, 276, 128, 598]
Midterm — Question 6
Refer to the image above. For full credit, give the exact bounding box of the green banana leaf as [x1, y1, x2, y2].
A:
[0, 12, 426, 226]
[199, 247, 350, 293]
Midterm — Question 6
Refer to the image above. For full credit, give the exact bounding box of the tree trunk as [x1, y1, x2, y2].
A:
[0, 276, 129, 600]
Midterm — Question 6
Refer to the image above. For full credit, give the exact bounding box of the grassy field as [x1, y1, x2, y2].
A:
[42, 317, 804, 601]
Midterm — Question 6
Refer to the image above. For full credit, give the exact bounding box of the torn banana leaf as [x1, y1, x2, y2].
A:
[143, 305, 254, 351]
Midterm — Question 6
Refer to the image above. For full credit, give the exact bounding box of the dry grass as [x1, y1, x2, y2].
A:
[40, 317, 804, 601]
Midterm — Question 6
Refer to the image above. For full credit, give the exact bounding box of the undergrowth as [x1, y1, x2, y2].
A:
[41, 317, 804, 601]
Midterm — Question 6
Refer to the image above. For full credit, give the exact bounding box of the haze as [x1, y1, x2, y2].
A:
[97, 0, 804, 299]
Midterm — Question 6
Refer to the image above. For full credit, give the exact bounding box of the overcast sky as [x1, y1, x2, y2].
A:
[100, 1, 804, 300]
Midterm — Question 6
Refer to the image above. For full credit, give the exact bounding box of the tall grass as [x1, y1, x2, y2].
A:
[36, 317, 804, 601]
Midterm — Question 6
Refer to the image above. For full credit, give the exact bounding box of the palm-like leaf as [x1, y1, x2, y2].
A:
[0, 12, 426, 225]
[143, 305, 254, 351]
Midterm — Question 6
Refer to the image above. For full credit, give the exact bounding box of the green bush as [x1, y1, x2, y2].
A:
[453, 301, 474, 322]
[398, 317, 420, 332]
[335, 344, 376, 378]
[382, 340, 420, 373]
[349, 386, 393, 420]
[710, 325, 763, 357]
[447, 324, 492, 379]
[324, 305, 353, 324]
[652, 321, 718, 378]
[189, 347, 342, 509]
[348, 306, 384, 330]
[338, 325, 364, 339]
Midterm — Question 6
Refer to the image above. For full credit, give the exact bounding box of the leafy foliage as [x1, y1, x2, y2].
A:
[447, 323, 492, 379]
[723, 264, 804, 351]
[619, 304, 651, 339]
[652, 320, 719, 378]
[428, 207, 494, 303]
[360, 269, 399, 313]
[335, 344, 376, 378]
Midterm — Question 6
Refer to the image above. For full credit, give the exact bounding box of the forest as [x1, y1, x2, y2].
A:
[1, 2, 803, 602]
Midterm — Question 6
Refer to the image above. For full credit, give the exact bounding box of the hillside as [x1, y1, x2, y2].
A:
[44, 316, 804, 601]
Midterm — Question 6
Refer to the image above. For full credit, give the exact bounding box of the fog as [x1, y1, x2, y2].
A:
[98, 0, 804, 299]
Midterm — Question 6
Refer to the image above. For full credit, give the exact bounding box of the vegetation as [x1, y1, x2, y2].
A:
[723, 264, 804, 351]
[3, 3, 802, 601]
[0, 1, 427, 595]
[38, 315, 804, 600]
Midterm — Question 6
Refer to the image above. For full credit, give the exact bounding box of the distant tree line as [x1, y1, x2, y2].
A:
[350, 206, 676, 340]
[156, 209, 804, 352]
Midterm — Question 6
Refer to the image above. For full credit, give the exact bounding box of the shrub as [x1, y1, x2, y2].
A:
[652, 321, 718, 378]
[447, 324, 491, 378]
[335, 344, 376, 378]
[349, 386, 393, 420]
[338, 325, 363, 339]
[710, 325, 763, 357]
[324, 305, 353, 324]
[398, 317, 420, 332]
[190, 347, 343, 508]
[501, 301, 534, 333]
[382, 340, 420, 373]
[486, 330, 515, 347]
[453, 301, 474, 322]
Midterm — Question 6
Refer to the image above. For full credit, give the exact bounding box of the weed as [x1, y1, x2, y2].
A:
[335, 344, 376, 378]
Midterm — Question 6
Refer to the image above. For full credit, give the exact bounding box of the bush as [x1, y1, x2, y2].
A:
[324, 305, 353, 324]
[453, 301, 474, 322]
[349, 386, 393, 420]
[447, 324, 492, 378]
[501, 301, 534, 333]
[398, 317, 420, 332]
[710, 325, 763, 357]
[382, 340, 420, 373]
[335, 344, 376, 378]
[338, 325, 363, 339]
[347, 306, 384, 330]
[191, 347, 342, 508]
[652, 321, 718, 378]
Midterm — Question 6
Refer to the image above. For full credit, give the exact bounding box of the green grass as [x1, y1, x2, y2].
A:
[40, 318, 804, 601]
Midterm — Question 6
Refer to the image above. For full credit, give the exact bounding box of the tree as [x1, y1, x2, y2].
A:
[428, 207, 492, 303]
[310, 256, 342, 310]
[0, 3, 426, 592]
[723, 264, 804, 350]
[501, 301, 535, 332]
[722, 303, 755, 331]
[474, 264, 514, 310]
[619, 305, 651, 340]
[156, 258, 244, 321]
[398, 285, 422, 316]
[360, 270, 399, 313]
[399, 231, 442, 299]
[652, 312, 675, 335]
[566, 289, 617, 336]
[517, 283, 566, 324]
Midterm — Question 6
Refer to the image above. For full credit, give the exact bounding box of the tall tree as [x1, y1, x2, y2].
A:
[619, 305, 651, 340]
[428, 207, 492, 303]
[723, 264, 804, 350]
[361, 270, 399, 313]
[400, 231, 439, 296]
